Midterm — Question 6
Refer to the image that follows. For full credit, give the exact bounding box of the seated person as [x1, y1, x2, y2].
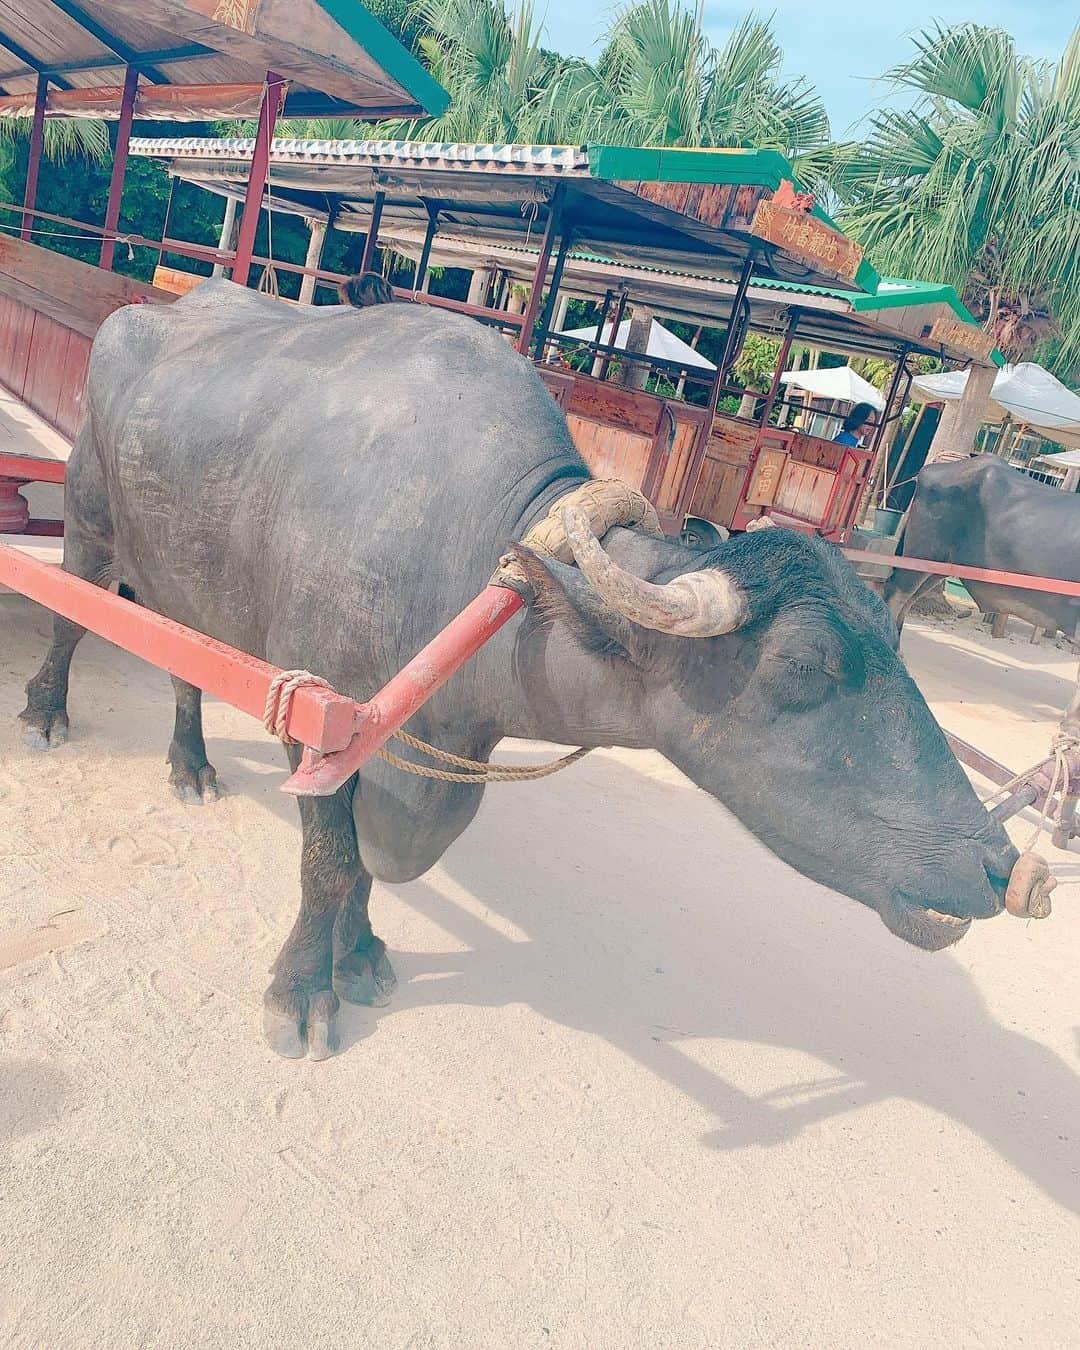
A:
[338, 271, 394, 308]
[834, 401, 877, 446]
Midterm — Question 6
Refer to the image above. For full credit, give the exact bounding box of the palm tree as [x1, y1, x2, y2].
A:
[0, 118, 110, 214]
[836, 22, 1080, 415]
[384, 0, 605, 144]
[592, 6, 831, 184]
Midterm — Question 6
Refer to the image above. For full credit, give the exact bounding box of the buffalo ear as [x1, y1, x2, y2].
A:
[506, 545, 654, 666]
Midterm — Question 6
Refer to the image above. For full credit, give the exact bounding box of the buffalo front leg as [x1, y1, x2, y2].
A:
[167, 677, 221, 804]
[264, 757, 395, 1059]
[333, 867, 397, 1009]
[19, 535, 114, 749]
[883, 567, 941, 634]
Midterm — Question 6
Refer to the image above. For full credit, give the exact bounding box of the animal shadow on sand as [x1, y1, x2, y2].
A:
[230, 738, 1080, 1219]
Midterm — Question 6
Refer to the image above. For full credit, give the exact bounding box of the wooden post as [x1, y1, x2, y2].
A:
[360, 189, 385, 274]
[467, 268, 491, 307]
[212, 196, 238, 277]
[232, 71, 286, 288]
[99, 64, 139, 271]
[591, 289, 614, 376]
[863, 349, 910, 515]
[21, 74, 48, 242]
[299, 219, 327, 304]
[598, 290, 628, 381]
[516, 184, 565, 355]
[413, 203, 438, 292]
[534, 226, 573, 358]
[716, 250, 756, 379]
[758, 308, 800, 428]
[155, 176, 178, 270]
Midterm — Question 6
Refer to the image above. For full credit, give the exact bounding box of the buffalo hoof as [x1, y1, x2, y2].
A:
[334, 937, 397, 1007]
[169, 762, 222, 805]
[263, 984, 340, 1060]
[19, 707, 69, 749]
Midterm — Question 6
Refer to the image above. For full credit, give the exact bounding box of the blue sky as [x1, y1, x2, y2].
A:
[538, 2, 1078, 136]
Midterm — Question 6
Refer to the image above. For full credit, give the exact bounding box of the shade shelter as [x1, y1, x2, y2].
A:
[0, 0, 447, 120]
[558, 318, 716, 372]
[132, 133, 1005, 540]
[779, 366, 886, 412]
[912, 363, 1080, 451]
[0, 1, 448, 444]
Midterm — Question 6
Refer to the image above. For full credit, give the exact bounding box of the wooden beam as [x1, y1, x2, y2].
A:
[36, 43, 214, 77]
[0, 34, 73, 90]
[46, 0, 169, 83]
[0, 545, 360, 756]
[0, 81, 267, 120]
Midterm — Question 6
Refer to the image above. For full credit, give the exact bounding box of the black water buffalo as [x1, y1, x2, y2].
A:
[884, 456, 1080, 642]
[20, 282, 1020, 1059]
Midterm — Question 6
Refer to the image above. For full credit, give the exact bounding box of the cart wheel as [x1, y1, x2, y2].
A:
[680, 517, 729, 550]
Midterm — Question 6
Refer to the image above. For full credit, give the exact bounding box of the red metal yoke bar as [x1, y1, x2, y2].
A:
[282, 585, 525, 797]
[0, 545, 357, 753]
[842, 549, 1080, 598]
[2, 544, 527, 796]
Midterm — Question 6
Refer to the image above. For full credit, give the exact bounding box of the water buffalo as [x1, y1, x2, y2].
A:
[20, 282, 1020, 1059]
[884, 456, 1080, 643]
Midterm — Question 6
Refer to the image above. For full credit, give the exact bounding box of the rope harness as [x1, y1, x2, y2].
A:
[263, 668, 591, 783]
[981, 731, 1077, 853]
[261, 480, 660, 784]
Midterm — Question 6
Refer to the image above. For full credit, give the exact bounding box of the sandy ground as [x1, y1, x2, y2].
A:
[1, 590, 1078, 1349]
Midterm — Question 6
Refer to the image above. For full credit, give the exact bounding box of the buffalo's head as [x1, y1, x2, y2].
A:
[514, 508, 1019, 951]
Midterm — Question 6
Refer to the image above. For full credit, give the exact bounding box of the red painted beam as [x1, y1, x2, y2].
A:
[231, 71, 286, 288]
[20, 74, 47, 242]
[99, 65, 138, 272]
[0, 545, 358, 753]
[0, 453, 67, 485]
[283, 584, 525, 796]
[843, 549, 1080, 599]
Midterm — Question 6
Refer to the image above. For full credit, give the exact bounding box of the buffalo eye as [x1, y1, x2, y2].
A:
[761, 648, 844, 712]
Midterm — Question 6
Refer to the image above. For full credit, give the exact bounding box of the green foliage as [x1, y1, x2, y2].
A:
[593, 7, 830, 175]
[733, 333, 781, 390]
[835, 22, 1080, 375]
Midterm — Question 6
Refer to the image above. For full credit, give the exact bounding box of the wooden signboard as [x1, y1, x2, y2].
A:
[751, 199, 863, 284]
[928, 315, 996, 362]
[745, 448, 788, 506]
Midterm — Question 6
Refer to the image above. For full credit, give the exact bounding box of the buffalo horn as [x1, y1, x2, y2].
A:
[561, 506, 747, 637]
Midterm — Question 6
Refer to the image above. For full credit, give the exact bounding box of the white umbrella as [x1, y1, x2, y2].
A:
[912, 362, 1080, 449]
[778, 366, 886, 411]
[558, 318, 715, 370]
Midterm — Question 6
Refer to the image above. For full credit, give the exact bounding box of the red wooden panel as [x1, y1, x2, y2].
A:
[729, 184, 766, 231]
[775, 461, 834, 522]
[652, 418, 699, 518]
[53, 334, 91, 440]
[23, 313, 72, 430]
[566, 375, 665, 438]
[567, 416, 651, 491]
[0, 295, 36, 399]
